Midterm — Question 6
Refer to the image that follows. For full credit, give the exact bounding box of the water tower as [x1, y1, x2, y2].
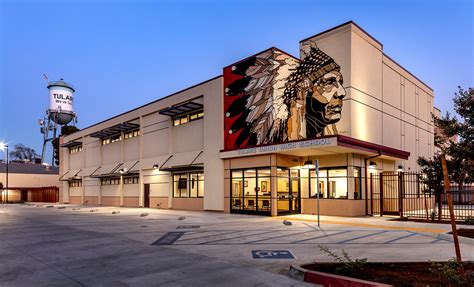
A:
[39, 78, 77, 165]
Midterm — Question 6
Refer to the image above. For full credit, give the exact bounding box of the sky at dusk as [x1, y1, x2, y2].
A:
[0, 0, 473, 162]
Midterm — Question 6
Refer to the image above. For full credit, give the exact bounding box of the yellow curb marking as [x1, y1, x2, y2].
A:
[276, 216, 447, 233]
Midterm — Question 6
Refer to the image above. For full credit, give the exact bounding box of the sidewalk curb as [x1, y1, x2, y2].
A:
[437, 232, 474, 245]
[288, 265, 392, 287]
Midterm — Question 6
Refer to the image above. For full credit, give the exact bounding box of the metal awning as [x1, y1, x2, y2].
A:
[113, 160, 140, 175]
[77, 166, 100, 177]
[59, 169, 82, 181]
[90, 163, 123, 178]
[60, 141, 82, 148]
[160, 151, 204, 172]
[90, 122, 139, 139]
[158, 100, 203, 117]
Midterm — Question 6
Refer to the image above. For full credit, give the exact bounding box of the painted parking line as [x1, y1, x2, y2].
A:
[337, 230, 388, 244]
[291, 230, 352, 244]
[277, 216, 447, 233]
[383, 232, 417, 244]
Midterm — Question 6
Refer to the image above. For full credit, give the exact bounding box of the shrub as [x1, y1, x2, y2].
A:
[318, 245, 367, 274]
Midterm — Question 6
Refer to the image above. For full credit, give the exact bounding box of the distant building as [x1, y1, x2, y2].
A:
[0, 162, 59, 202]
[59, 21, 435, 216]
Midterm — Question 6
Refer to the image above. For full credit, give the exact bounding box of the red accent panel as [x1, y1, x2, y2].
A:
[223, 65, 244, 150]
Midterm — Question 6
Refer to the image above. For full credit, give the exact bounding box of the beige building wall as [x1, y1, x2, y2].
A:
[61, 77, 224, 211]
[301, 23, 435, 171]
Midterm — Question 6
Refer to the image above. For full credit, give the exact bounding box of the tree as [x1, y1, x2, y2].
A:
[9, 144, 39, 162]
[53, 125, 80, 166]
[435, 87, 473, 200]
[418, 87, 473, 202]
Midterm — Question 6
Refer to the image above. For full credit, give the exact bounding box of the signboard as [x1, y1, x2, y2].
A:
[49, 88, 74, 112]
[151, 232, 185, 245]
[220, 137, 337, 159]
[251, 250, 296, 259]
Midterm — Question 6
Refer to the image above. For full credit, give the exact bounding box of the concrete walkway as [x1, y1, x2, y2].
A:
[1, 203, 473, 286]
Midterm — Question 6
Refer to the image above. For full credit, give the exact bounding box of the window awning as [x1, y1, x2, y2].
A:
[90, 163, 122, 178]
[158, 100, 203, 117]
[113, 160, 140, 175]
[77, 166, 100, 177]
[160, 150, 204, 172]
[139, 155, 172, 170]
[60, 141, 82, 148]
[59, 169, 82, 181]
[90, 122, 139, 139]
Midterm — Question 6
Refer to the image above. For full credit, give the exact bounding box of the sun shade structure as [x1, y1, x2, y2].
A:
[158, 100, 203, 117]
[60, 141, 82, 148]
[90, 122, 139, 139]
[159, 151, 203, 172]
[90, 163, 123, 178]
[59, 169, 82, 181]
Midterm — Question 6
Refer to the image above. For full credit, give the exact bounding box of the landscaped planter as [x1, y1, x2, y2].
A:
[289, 265, 391, 287]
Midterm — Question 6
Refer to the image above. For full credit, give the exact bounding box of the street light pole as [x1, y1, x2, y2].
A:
[0, 143, 8, 203]
[5, 144, 8, 203]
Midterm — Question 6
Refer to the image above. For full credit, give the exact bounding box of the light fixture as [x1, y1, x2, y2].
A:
[152, 164, 159, 169]
[118, 168, 126, 174]
[303, 160, 315, 169]
[397, 165, 404, 172]
[368, 161, 377, 168]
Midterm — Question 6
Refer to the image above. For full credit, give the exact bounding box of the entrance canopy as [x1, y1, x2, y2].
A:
[220, 135, 409, 161]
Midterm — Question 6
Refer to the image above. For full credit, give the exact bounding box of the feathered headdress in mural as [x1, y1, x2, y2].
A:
[225, 49, 299, 148]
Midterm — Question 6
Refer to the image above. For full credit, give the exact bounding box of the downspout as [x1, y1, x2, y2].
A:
[364, 151, 381, 215]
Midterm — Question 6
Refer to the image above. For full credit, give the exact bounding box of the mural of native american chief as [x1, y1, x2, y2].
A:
[224, 41, 345, 150]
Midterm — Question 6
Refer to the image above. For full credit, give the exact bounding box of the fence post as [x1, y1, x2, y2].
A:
[370, 173, 373, 215]
[380, 173, 384, 216]
[398, 172, 404, 218]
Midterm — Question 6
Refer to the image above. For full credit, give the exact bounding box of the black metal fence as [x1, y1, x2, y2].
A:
[369, 172, 473, 221]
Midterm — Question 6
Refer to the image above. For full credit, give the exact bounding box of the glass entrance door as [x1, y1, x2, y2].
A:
[277, 168, 300, 214]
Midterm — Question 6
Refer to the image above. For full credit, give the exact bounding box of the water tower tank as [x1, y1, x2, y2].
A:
[47, 79, 75, 125]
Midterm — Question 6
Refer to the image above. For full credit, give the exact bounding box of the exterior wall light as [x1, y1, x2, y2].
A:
[368, 161, 377, 168]
[152, 164, 159, 169]
[118, 168, 126, 174]
[397, 165, 404, 172]
[303, 160, 315, 169]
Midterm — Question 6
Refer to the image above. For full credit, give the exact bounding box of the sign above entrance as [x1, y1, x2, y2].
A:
[220, 137, 337, 159]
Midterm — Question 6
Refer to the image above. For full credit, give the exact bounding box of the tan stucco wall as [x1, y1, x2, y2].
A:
[302, 23, 434, 172]
[0, 172, 59, 188]
[172, 198, 203, 211]
[301, 198, 366, 217]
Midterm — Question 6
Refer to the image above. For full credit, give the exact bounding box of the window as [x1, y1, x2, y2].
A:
[173, 172, 204, 197]
[123, 176, 139, 184]
[101, 134, 122, 145]
[69, 146, 82, 154]
[101, 178, 120, 185]
[354, 167, 362, 199]
[172, 111, 204, 126]
[309, 167, 348, 199]
[69, 180, 82, 187]
[231, 168, 271, 213]
[124, 129, 140, 139]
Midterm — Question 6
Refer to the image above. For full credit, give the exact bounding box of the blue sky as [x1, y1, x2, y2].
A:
[1, 0, 473, 161]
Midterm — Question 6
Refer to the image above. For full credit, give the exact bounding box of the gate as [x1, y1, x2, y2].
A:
[369, 172, 434, 218]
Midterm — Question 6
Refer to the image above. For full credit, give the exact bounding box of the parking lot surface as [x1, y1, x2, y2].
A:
[1, 204, 472, 286]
